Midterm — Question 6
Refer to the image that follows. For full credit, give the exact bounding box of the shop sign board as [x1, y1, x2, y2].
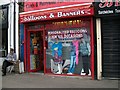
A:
[24, 0, 93, 12]
[94, 0, 120, 17]
[20, 6, 94, 23]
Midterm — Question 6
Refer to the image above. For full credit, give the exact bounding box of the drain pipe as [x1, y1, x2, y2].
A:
[14, 0, 16, 53]
[15, 0, 19, 60]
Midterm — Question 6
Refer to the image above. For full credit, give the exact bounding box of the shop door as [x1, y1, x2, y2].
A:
[101, 17, 120, 78]
[27, 31, 44, 72]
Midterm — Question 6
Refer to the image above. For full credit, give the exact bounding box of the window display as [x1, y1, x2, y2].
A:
[46, 19, 91, 75]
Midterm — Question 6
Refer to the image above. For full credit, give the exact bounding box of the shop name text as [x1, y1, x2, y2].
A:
[22, 9, 91, 22]
[99, 0, 120, 8]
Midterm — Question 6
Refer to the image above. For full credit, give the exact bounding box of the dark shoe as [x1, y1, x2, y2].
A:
[85, 73, 89, 75]
[82, 72, 86, 73]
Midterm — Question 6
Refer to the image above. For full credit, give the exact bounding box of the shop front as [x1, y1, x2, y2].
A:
[94, 1, 120, 79]
[20, 2, 95, 79]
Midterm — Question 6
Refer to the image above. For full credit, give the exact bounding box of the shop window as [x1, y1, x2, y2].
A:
[45, 19, 91, 76]
[0, 29, 7, 57]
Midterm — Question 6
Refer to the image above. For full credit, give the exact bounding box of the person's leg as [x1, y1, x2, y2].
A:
[83, 56, 89, 75]
[68, 55, 74, 73]
[86, 57, 89, 75]
[57, 63, 62, 74]
[56, 56, 63, 74]
[2, 60, 8, 75]
[78, 53, 83, 74]
[82, 56, 87, 74]
[71, 56, 76, 73]
[51, 59, 54, 73]
[87, 56, 91, 74]
[2, 60, 13, 76]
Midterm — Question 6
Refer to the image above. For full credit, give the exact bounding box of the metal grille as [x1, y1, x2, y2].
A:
[102, 17, 120, 78]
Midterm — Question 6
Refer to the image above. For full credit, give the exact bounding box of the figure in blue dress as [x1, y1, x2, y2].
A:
[51, 37, 63, 74]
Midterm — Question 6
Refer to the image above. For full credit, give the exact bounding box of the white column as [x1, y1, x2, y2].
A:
[15, 0, 19, 60]
[8, 1, 14, 53]
[8, 4, 11, 53]
[96, 18, 102, 80]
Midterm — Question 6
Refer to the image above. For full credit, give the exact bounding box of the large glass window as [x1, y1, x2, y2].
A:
[0, 29, 8, 57]
[46, 19, 91, 76]
[0, 6, 8, 57]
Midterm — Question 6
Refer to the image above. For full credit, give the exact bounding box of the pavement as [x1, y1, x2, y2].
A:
[1, 72, 119, 89]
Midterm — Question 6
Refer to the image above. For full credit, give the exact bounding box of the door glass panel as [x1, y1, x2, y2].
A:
[30, 32, 41, 70]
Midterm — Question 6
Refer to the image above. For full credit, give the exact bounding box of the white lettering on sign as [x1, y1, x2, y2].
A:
[57, 10, 86, 17]
[21, 9, 92, 22]
[23, 15, 47, 22]
[98, 10, 113, 14]
[49, 13, 55, 18]
[48, 29, 87, 39]
[99, 0, 120, 8]
[48, 29, 87, 35]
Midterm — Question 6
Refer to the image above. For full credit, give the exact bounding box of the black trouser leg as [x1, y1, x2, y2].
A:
[82, 56, 89, 75]
[2, 60, 13, 75]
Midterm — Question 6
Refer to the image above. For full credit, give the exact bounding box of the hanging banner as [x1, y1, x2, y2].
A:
[20, 6, 94, 23]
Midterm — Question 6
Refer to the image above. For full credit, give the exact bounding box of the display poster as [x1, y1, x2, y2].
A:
[46, 20, 91, 75]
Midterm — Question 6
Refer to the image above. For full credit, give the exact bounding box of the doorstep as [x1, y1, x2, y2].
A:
[28, 72, 91, 80]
